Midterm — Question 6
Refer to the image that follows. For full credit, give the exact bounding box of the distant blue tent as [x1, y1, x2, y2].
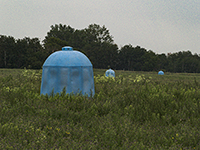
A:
[105, 69, 115, 77]
[158, 71, 164, 75]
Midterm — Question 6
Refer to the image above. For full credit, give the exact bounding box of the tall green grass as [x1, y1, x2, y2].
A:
[0, 69, 200, 149]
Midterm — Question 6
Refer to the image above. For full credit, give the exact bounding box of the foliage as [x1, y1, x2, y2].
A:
[0, 35, 15, 68]
[0, 69, 200, 149]
[1, 23, 200, 73]
[0, 35, 46, 69]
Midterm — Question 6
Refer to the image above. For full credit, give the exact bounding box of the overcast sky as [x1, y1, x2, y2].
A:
[1, 0, 200, 54]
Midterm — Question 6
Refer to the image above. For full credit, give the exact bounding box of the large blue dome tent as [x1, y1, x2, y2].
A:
[40, 46, 95, 97]
[105, 69, 115, 77]
[158, 70, 164, 75]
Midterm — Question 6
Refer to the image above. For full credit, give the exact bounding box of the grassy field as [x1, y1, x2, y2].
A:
[0, 68, 200, 149]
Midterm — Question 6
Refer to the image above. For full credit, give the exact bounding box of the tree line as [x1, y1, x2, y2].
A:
[1, 23, 200, 73]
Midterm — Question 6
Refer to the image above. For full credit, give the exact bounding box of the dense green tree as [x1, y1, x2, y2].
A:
[83, 24, 114, 44]
[2, 24, 200, 72]
[85, 42, 118, 69]
[44, 24, 75, 42]
[118, 44, 134, 70]
[43, 37, 69, 54]
[118, 45, 147, 71]
[166, 51, 200, 73]
[70, 29, 88, 50]
[25, 37, 46, 69]
[0, 35, 16, 68]
[43, 23, 116, 69]
[43, 24, 75, 53]
[14, 37, 45, 69]
[81, 24, 116, 68]
[156, 53, 168, 71]
[141, 50, 157, 71]
[0, 36, 45, 69]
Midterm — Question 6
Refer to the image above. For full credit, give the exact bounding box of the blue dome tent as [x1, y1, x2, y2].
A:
[158, 70, 164, 75]
[40, 46, 95, 97]
[105, 69, 115, 77]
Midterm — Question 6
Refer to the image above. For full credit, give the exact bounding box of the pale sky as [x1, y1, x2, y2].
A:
[1, 0, 200, 54]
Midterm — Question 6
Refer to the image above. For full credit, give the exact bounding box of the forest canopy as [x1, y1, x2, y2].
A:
[1, 23, 200, 73]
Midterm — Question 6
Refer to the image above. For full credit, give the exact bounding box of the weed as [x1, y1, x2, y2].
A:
[0, 69, 200, 149]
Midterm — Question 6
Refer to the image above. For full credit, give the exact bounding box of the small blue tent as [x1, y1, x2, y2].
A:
[158, 70, 164, 75]
[40, 46, 95, 96]
[105, 69, 115, 77]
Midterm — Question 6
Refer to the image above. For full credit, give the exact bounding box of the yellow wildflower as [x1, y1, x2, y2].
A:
[66, 131, 70, 134]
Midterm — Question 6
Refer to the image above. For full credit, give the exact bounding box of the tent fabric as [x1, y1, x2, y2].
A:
[158, 71, 164, 75]
[105, 69, 115, 77]
[40, 47, 95, 97]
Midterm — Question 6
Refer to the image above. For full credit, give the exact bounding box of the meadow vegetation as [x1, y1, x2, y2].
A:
[0, 69, 200, 149]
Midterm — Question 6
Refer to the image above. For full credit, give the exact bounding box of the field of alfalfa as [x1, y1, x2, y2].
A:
[1, 69, 200, 149]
